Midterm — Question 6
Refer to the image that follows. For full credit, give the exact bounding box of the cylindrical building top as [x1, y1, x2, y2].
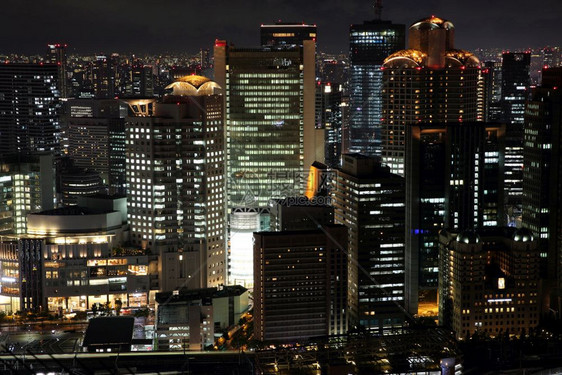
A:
[408, 16, 455, 68]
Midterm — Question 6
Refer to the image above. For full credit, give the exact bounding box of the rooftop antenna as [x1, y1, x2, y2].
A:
[374, 0, 382, 20]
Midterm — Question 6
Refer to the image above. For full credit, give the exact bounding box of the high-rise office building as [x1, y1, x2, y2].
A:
[0, 64, 61, 156]
[333, 154, 405, 331]
[405, 122, 505, 315]
[0, 154, 54, 235]
[502, 52, 530, 225]
[349, 18, 405, 156]
[438, 228, 540, 340]
[47, 43, 69, 98]
[522, 67, 562, 289]
[254, 225, 350, 342]
[125, 75, 226, 291]
[214, 40, 319, 210]
[65, 99, 127, 194]
[381, 16, 481, 176]
[260, 22, 317, 47]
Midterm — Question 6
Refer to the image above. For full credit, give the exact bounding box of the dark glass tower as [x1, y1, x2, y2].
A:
[501, 52, 530, 225]
[349, 19, 405, 156]
[405, 122, 505, 315]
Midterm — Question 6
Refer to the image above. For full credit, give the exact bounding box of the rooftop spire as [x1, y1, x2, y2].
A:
[374, 0, 382, 20]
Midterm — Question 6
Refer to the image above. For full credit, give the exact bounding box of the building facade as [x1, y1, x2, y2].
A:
[65, 98, 127, 194]
[0, 63, 61, 156]
[502, 52, 531, 224]
[254, 225, 350, 343]
[0, 154, 54, 235]
[405, 122, 505, 315]
[214, 40, 319, 210]
[439, 228, 540, 340]
[0, 203, 155, 313]
[522, 68, 562, 293]
[156, 286, 249, 351]
[333, 154, 405, 331]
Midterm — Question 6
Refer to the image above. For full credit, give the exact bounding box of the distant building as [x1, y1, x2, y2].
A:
[333, 154, 405, 331]
[348, 19, 405, 157]
[155, 285, 249, 351]
[0, 154, 54, 235]
[0, 63, 61, 156]
[254, 225, 351, 342]
[46, 43, 69, 98]
[381, 16, 481, 176]
[125, 75, 226, 291]
[91, 55, 115, 99]
[482, 61, 503, 122]
[131, 65, 154, 97]
[405, 122, 505, 315]
[260, 22, 317, 47]
[439, 228, 540, 340]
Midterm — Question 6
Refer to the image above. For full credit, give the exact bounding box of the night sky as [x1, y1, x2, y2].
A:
[2, 0, 561, 55]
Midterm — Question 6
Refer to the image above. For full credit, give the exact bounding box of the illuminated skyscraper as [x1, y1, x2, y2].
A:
[0, 64, 61, 156]
[125, 76, 226, 291]
[381, 16, 481, 176]
[214, 39, 319, 210]
[348, 19, 405, 156]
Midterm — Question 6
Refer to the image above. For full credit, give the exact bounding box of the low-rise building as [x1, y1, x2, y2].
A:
[439, 228, 540, 339]
[0, 201, 157, 313]
[155, 285, 249, 351]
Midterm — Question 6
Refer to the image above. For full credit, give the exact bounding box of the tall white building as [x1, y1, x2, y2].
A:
[125, 76, 226, 291]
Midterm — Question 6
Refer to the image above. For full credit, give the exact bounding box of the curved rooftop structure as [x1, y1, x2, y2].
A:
[165, 75, 222, 96]
[410, 15, 454, 31]
[445, 49, 480, 67]
[513, 228, 534, 242]
[383, 49, 427, 67]
[456, 230, 480, 244]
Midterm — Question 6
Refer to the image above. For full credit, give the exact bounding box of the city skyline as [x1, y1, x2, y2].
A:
[1, 0, 561, 54]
